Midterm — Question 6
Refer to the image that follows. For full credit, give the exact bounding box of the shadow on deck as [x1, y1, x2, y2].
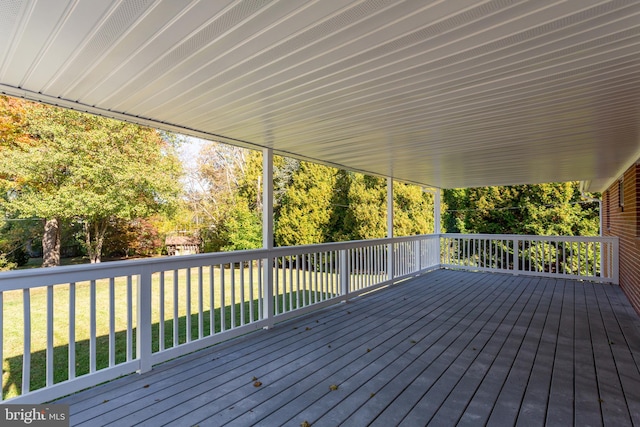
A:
[56, 269, 640, 426]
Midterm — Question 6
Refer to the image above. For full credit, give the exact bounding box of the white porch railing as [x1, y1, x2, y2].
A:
[441, 234, 619, 284]
[0, 233, 617, 403]
[0, 234, 440, 403]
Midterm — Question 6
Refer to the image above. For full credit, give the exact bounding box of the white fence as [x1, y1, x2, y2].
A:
[0, 233, 617, 403]
[0, 234, 440, 403]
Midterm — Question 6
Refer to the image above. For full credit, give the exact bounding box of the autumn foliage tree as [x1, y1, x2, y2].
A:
[0, 96, 183, 265]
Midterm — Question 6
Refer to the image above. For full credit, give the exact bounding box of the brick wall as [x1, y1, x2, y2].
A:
[603, 162, 640, 314]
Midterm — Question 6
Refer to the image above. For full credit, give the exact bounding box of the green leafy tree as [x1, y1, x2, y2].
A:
[220, 197, 262, 251]
[0, 97, 183, 265]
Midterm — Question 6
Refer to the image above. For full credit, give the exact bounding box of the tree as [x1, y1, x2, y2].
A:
[0, 97, 183, 265]
[102, 217, 164, 258]
[220, 197, 262, 251]
[275, 161, 337, 246]
[392, 181, 434, 236]
[0, 218, 36, 266]
[442, 183, 599, 236]
[343, 174, 388, 240]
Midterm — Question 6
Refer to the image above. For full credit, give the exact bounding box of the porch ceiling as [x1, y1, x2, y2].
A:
[1, 1, 640, 191]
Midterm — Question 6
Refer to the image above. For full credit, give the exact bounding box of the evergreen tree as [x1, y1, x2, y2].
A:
[275, 161, 337, 246]
[443, 183, 599, 236]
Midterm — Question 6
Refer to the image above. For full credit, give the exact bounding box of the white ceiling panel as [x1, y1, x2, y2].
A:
[1, 0, 640, 191]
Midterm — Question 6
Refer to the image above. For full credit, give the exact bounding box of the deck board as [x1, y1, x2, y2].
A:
[55, 269, 640, 426]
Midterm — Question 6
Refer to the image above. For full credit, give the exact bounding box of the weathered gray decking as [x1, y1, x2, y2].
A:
[57, 269, 640, 426]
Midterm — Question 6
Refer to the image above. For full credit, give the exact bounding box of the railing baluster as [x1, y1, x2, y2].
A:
[301, 254, 307, 307]
[198, 266, 204, 339]
[109, 278, 115, 367]
[158, 273, 164, 352]
[230, 263, 236, 329]
[296, 255, 301, 309]
[220, 264, 226, 332]
[288, 257, 293, 313]
[239, 265, 245, 326]
[46, 285, 54, 386]
[186, 268, 192, 342]
[173, 269, 179, 346]
[578, 242, 582, 277]
[312, 253, 316, 302]
[276, 257, 282, 315]
[22, 288, 30, 393]
[89, 280, 96, 373]
[513, 238, 519, 274]
[209, 265, 215, 335]
[69, 282, 76, 379]
[256, 256, 262, 322]
[126, 276, 132, 360]
[249, 261, 254, 322]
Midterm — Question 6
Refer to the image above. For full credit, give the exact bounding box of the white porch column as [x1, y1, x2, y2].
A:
[262, 148, 274, 328]
[434, 188, 441, 234]
[387, 177, 394, 280]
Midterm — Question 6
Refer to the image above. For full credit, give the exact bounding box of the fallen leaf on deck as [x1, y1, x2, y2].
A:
[329, 384, 339, 391]
[301, 421, 311, 427]
[254, 381, 263, 387]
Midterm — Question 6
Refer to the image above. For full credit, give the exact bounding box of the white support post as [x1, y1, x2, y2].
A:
[599, 199, 604, 277]
[434, 188, 441, 234]
[136, 267, 153, 374]
[262, 148, 275, 328]
[387, 177, 394, 281]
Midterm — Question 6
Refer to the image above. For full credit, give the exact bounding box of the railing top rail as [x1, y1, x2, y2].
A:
[0, 234, 441, 291]
[0, 233, 616, 291]
[441, 233, 618, 243]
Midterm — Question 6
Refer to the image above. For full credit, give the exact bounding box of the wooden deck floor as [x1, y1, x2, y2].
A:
[56, 269, 640, 426]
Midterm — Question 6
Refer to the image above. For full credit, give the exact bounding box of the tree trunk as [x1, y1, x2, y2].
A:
[42, 218, 61, 267]
[84, 219, 109, 263]
[83, 222, 96, 263]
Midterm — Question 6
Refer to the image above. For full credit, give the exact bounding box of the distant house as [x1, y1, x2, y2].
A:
[165, 234, 201, 256]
